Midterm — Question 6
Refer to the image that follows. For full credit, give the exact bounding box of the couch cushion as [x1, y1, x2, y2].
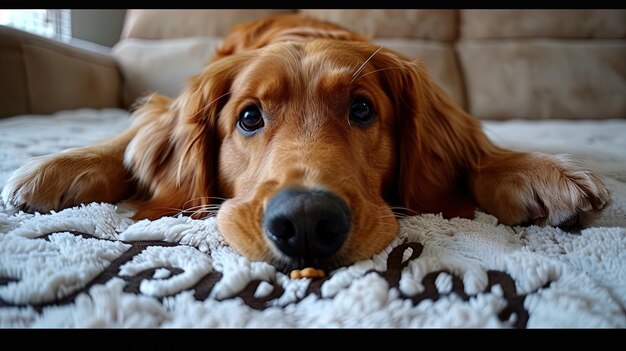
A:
[302, 9, 458, 41]
[461, 10, 626, 39]
[121, 9, 295, 40]
[458, 39, 626, 119]
[113, 37, 222, 107]
[114, 36, 467, 111]
[373, 39, 465, 108]
[0, 26, 29, 118]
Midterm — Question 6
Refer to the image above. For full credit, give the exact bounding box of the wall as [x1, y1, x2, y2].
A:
[71, 10, 126, 47]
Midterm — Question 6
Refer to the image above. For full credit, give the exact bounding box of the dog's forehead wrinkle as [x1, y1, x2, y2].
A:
[304, 56, 355, 84]
[235, 52, 303, 104]
[238, 45, 366, 121]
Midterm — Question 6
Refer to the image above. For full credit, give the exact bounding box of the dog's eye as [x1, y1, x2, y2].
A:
[350, 99, 374, 125]
[238, 106, 265, 133]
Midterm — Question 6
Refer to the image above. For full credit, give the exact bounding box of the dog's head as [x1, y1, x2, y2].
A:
[214, 39, 404, 271]
[127, 16, 473, 272]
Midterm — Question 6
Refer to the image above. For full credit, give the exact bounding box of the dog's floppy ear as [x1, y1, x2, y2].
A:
[125, 54, 252, 220]
[389, 54, 496, 219]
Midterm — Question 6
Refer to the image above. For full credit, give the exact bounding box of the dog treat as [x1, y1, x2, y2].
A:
[290, 267, 326, 279]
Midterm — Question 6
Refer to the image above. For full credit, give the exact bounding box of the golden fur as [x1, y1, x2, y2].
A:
[2, 14, 610, 271]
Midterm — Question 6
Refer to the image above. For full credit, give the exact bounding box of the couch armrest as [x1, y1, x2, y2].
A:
[0, 25, 123, 119]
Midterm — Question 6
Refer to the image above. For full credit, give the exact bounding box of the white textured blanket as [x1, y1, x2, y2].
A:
[1, 109, 625, 328]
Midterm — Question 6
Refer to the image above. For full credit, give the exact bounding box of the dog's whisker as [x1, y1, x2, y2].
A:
[140, 206, 196, 217]
[377, 209, 409, 219]
[389, 206, 420, 217]
[185, 208, 219, 218]
[181, 196, 227, 207]
[191, 209, 222, 215]
[350, 46, 383, 83]
[390, 213, 410, 219]
[189, 90, 232, 120]
[185, 204, 222, 211]
[183, 205, 222, 213]
[354, 66, 409, 81]
[146, 203, 222, 218]
[190, 209, 219, 218]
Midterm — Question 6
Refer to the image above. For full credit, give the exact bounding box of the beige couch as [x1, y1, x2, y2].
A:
[1, 9, 625, 120]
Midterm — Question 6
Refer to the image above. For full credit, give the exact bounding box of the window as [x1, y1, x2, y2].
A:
[0, 9, 71, 42]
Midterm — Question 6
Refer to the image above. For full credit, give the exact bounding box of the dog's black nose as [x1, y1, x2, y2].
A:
[263, 188, 351, 259]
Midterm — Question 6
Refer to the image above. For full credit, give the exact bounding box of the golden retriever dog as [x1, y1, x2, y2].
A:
[2, 14, 610, 273]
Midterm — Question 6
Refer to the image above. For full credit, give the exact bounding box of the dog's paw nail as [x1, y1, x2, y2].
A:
[580, 201, 593, 212]
[588, 195, 607, 210]
[528, 200, 547, 222]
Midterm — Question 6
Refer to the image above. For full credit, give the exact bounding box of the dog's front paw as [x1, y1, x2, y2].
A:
[476, 153, 610, 228]
[528, 154, 610, 227]
[2, 151, 130, 213]
[3, 155, 48, 211]
[2, 154, 76, 212]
